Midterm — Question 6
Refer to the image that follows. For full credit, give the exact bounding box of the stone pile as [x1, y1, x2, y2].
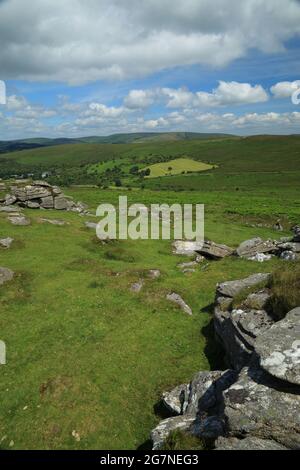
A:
[0, 181, 88, 214]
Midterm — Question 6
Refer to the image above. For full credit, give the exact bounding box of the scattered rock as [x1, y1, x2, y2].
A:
[0, 267, 14, 285]
[280, 250, 298, 261]
[172, 240, 204, 256]
[130, 281, 144, 293]
[216, 273, 270, 299]
[255, 307, 300, 386]
[236, 237, 277, 259]
[197, 240, 234, 260]
[0, 205, 21, 213]
[39, 218, 68, 226]
[0, 237, 14, 249]
[248, 252, 273, 262]
[178, 261, 198, 270]
[166, 293, 192, 315]
[8, 215, 31, 226]
[85, 221, 97, 230]
[147, 269, 161, 279]
[71, 430, 81, 442]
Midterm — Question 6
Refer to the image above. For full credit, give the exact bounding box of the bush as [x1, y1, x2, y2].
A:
[162, 430, 205, 451]
[268, 262, 300, 320]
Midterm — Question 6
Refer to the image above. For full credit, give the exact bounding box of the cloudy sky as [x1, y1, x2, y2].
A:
[1, 0, 300, 139]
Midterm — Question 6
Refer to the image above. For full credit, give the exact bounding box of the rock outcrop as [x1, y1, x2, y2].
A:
[1, 181, 88, 214]
[151, 272, 300, 450]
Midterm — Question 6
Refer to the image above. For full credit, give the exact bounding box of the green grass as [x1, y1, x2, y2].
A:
[0, 134, 299, 449]
[142, 157, 215, 178]
[0, 182, 293, 449]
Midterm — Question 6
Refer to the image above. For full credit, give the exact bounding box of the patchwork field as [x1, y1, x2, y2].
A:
[142, 157, 215, 178]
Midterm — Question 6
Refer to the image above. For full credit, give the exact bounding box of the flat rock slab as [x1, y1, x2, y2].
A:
[172, 240, 204, 256]
[39, 218, 68, 226]
[8, 216, 31, 226]
[223, 367, 300, 449]
[231, 308, 274, 340]
[236, 238, 277, 258]
[0, 237, 14, 249]
[255, 307, 300, 386]
[0, 267, 14, 285]
[166, 292, 192, 315]
[0, 206, 21, 213]
[197, 240, 234, 259]
[215, 436, 287, 450]
[85, 221, 97, 229]
[216, 273, 270, 298]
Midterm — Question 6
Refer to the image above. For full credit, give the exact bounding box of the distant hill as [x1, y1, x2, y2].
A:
[0, 132, 235, 154]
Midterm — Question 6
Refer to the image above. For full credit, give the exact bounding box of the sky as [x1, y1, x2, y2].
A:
[0, 0, 300, 139]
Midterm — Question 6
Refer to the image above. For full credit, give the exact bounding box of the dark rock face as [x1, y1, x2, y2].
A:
[151, 272, 300, 450]
[1, 181, 88, 214]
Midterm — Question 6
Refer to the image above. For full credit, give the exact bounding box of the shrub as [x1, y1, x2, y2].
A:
[268, 262, 300, 320]
[162, 430, 205, 451]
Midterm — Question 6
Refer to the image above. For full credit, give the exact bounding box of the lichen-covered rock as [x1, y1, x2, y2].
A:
[223, 367, 300, 449]
[54, 196, 69, 210]
[197, 240, 234, 259]
[216, 273, 270, 298]
[166, 292, 192, 315]
[255, 307, 300, 386]
[172, 240, 204, 256]
[0, 267, 14, 285]
[280, 250, 298, 261]
[236, 238, 277, 258]
[40, 196, 54, 209]
[162, 384, 189, 415]
[215, 436, 287, 450]
[151, 415, 195, 450]
[186, 370, 237, 415]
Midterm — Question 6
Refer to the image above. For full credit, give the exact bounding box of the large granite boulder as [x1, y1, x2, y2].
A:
[223, 367, 300, 449]
[1, 181, 88, 214]
[236, 238, 277, 259]
[215, 436, 287, 450]
[255, 307, 300, 386]
[0, 267, 14, 285]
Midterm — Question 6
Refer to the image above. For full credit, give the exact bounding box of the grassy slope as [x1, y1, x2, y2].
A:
[0, 135, 299, 449]
[0, 194, 290, 450]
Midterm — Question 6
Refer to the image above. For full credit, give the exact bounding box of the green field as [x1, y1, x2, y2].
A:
[142, 157, 215, 178]
[0, 134, 299, 449]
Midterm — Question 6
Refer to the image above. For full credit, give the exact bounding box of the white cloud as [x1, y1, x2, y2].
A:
[0, 0, 300, 83]
[124, 90, 155, 109]
[123, 82, 269, 110]
[270, 80, 300, 98]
